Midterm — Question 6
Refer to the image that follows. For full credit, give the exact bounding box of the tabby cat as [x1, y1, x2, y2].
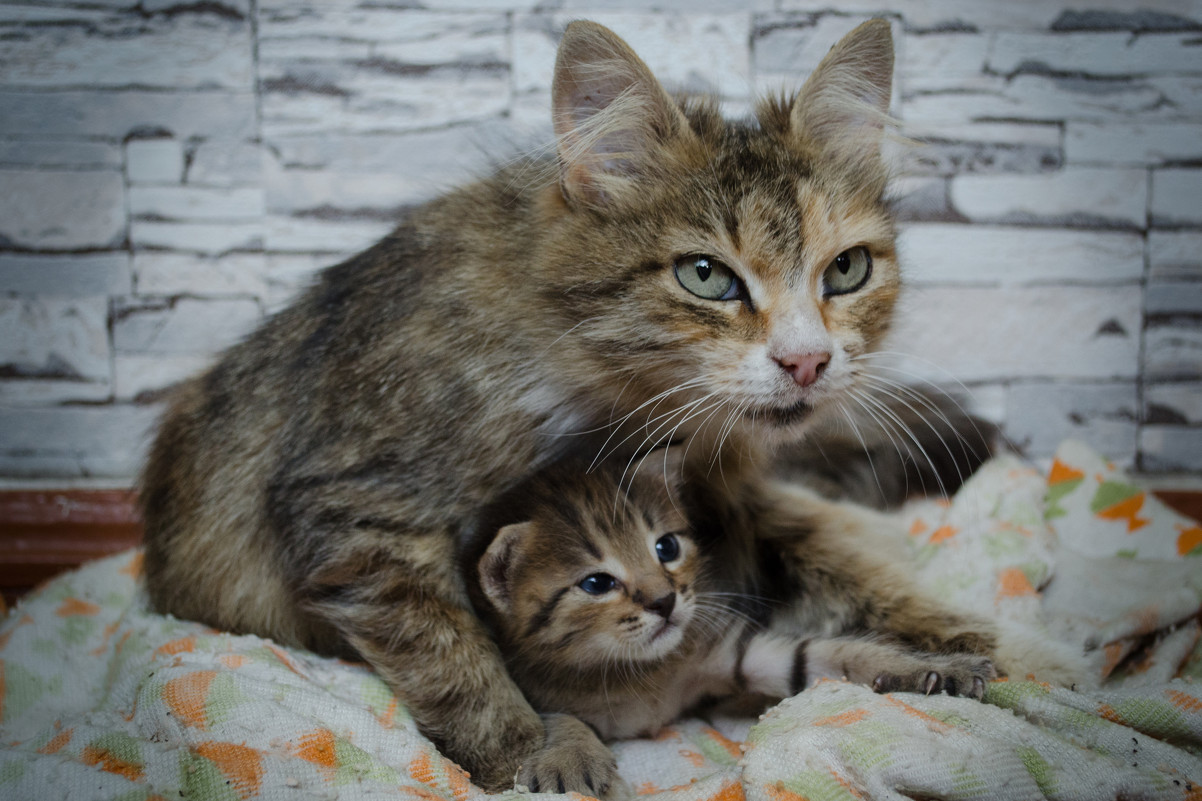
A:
[141, 18, 1035, 795]
[468, 456, 996, 793]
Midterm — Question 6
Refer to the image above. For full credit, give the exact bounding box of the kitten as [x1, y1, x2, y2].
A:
[469, 457, 995, 791]
[141, 18, 1022, 796]
[473, 458, 996, 734]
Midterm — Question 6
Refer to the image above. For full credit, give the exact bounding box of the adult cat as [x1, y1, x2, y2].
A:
[142, 18, 1005, 794]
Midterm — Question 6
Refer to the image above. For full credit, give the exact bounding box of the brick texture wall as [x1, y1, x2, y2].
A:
[1, 0, 1200, 481]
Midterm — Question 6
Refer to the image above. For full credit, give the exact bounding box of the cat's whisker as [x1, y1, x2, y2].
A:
[710, 397, 755, 478]
[673, 395, 735, 478]
[595, 394, 706, 479]
[858, 372, 985, 473]
[850, 350, 977, 404]
[615, 393, 726, 512]
[842, 383, 923, 497]
[852, 362, 995, 460]
[588, 378, 712, 468]
[613, 394, 715, 484]
[849, 387, 950, 498]
[834, 400, 889, 500]
[590, 376, 710, 439]
[538, 316, 604, 360]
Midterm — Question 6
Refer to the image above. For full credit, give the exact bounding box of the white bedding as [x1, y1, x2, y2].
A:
[1, 440, 1199, 800]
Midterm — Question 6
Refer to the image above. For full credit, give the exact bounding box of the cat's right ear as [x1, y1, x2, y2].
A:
[479, 522, 532, 613]
[552, 20, 696, 207]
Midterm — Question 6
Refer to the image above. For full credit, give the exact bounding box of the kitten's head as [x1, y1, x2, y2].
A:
[477, 459, 703, 668]
[540, 20, 900, 455]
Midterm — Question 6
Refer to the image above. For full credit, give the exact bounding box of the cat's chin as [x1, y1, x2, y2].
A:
[755, 399, 813, 427]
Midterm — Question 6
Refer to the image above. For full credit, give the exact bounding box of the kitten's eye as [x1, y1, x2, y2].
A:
[579, 573, 617, 595]
[655, 534, 681, 563]
[823, 247, 872, 296]
[674, 255, 741, 301]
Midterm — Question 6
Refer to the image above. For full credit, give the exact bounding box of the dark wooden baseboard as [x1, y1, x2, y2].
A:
[0, 490, 142, 606]
[1, 488, 1199, 609]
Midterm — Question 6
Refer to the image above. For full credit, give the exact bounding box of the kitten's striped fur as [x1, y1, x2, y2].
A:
[470, 457, 993, 771]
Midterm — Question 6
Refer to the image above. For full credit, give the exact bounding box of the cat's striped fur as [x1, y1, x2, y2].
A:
[140, 19, 1049, 797]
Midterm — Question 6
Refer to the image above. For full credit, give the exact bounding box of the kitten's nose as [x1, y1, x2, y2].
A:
[644, 592, 676, 620]
[775, 351, 830, 388]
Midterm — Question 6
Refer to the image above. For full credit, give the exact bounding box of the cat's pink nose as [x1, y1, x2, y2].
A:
[775, 351, 830, 388]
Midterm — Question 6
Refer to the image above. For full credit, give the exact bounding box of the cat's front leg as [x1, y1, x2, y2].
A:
[283, 510, 545, 790]
[309, 575, 545, 789]
[738, 631, 994, 701]
[519, 714, 631, 800]
[752, 480, 999, 660]
[803, 636, 996, 698]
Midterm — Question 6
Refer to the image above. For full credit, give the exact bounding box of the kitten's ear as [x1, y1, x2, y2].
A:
[790, 19, 894, 169]
[552, 20, 695, 207]
[631, 445, 686, 496]
[479, 522, 532, 614]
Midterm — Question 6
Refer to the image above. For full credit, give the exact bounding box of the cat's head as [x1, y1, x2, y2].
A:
[477, 458, 703, 668]
[539, 20, 900, 456]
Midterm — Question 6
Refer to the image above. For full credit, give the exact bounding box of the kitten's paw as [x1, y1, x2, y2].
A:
[519, 714, 631, 800]
[871, 653, 996, 700]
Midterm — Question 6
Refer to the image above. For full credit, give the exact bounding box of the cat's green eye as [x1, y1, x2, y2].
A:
[579, 573, 617, 595]
[823, 247, 873, 296]
[674, 255, 741, 301]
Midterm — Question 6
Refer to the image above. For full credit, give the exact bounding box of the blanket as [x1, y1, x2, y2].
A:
[2, 441, 1200, 801]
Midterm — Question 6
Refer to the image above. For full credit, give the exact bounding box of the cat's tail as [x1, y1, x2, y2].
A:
[775, 386, 1000, 509]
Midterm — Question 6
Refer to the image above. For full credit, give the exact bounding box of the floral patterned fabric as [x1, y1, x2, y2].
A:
[1, 441, 1200, 800]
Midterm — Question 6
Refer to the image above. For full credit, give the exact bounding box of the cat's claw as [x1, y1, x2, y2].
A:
[519, 714, 631, 800]
[871, 654, 995, 700]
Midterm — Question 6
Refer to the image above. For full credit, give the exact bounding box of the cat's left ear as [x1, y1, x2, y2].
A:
[552, 20, 697, 207]
[479, 522, 532, 613]
[790, 19, 895, 170]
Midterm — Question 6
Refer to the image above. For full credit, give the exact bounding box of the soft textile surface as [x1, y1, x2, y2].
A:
[1, 441, 1200, 800]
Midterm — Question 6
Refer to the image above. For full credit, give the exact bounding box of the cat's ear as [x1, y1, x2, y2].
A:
[552, 20, 695, 207]
[479, 522, 532, 613]
[790, 19, 894, 169]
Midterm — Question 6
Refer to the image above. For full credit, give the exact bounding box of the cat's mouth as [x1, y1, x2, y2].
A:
[756, 399, 813, 427]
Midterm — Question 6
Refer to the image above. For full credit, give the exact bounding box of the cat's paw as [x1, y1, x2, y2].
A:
[518, 714, 630, 800]
[870, 653, 996, 700]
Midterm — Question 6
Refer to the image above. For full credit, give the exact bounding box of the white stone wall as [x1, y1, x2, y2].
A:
[1, 0, 1200, 480]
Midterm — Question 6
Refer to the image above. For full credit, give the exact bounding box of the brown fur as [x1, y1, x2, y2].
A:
[141, 19, 1013, 795]
[471, 458, 996, 757]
